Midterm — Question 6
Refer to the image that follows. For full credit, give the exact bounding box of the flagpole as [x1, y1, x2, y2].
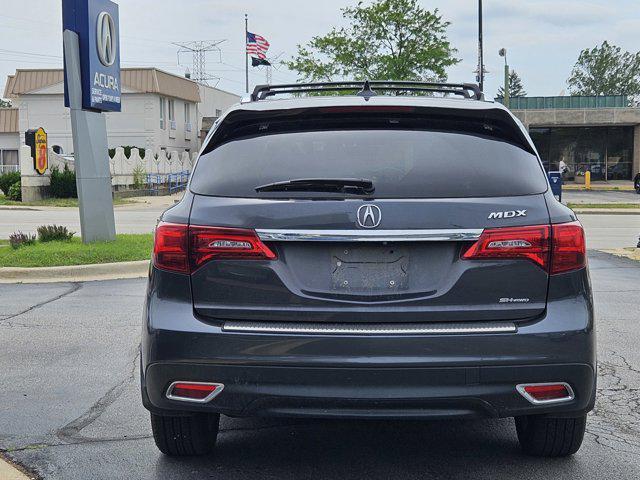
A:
[245, 14, 249, 94]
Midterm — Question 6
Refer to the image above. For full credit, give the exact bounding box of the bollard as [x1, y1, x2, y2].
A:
[585, 171, 591, 190]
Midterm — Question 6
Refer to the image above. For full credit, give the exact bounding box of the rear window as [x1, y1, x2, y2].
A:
[190, 129, 548, 198]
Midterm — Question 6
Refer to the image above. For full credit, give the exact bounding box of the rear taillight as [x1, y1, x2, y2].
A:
[462, 221, 586, 275]
[462, 225, 551, 270]
[550, 221, 586, 275]
[153, 222, 189, 274]
[153, 222, 276, 274]
[189, 226, 276, 270]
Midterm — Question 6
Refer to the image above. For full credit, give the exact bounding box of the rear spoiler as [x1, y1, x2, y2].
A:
[201, 104, 536, 157]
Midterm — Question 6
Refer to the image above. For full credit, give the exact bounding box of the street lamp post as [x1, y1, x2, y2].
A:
[499, 48, 510, 109]
[477, 0, 485, 91]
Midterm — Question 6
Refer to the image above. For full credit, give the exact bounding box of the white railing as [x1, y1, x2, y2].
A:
[0, 164, 19, 174]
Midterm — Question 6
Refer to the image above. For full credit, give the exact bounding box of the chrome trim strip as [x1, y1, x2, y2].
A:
[255, 229, 483, 242]
[516, 382, 575, 405]
[223, 321, 516, 335]
[165, 381, 225, 404]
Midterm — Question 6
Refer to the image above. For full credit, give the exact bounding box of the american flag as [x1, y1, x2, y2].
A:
[246, 31, 270, 60]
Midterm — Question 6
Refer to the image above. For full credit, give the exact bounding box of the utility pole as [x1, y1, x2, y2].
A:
[477, 0, 485, 91]
[174, 40, 225, 85]
[499, 48, 510, 108]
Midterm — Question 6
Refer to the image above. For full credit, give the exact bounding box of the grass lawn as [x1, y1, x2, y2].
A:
[567, 203, 640, 209]
[0, 195, 133, 207]
[0, 234, 153, 267]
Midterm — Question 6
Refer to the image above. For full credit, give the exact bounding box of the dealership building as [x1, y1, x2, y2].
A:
[0, 68, 240, 173]
[509, 96, 640, 182]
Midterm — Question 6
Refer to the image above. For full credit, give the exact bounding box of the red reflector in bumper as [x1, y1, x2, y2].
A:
[516, 383, 574, 404]
[166, 381, 224, 403]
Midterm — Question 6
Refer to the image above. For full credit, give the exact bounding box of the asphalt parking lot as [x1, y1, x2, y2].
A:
[1, 250, 639, 479]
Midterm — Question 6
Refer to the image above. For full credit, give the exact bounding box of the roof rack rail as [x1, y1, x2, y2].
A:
[250, 80, 484, 102]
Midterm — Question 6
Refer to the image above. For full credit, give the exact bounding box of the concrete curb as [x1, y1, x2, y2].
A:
[600, 248, 640, 262]
[0, 260, 149, 284]
[0, 455, 34, 480]
[563, 186, 635, 191]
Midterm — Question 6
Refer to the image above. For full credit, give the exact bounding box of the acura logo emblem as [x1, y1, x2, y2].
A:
[357, 204, 382, 229]
[96, 11, 117, 67]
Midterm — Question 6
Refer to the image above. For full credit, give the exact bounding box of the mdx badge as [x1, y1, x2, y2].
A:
[488, 210, 527, 220]
[357, 204, 382, 228]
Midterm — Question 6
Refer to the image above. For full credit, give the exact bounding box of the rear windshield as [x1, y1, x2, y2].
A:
[190, 129, 548, 198]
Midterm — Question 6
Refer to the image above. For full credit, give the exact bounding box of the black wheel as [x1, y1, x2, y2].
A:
[151, 412, 220, 456]
[515, 414, 586, 457]
[634, 174, 640, 194]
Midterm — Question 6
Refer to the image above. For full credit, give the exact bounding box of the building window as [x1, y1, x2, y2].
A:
[184, 102, 192, 133]
[159, 97, 166, 129]
[215, 109, 222, 118]
[529, 126, 635, 181]
[0, 149, 19, 174]
[168, 99, 176, 130]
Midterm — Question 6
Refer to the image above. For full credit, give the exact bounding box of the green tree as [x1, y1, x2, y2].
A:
[567, 41, 640, 96]
[284, 0, 459, 82]
[0, 98, 11, 108]
[496, 70, 527, 99]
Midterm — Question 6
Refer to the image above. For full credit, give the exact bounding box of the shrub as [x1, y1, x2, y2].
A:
[108, 146, 146, 159]
[132, 164, 146, 189]
[9, 231, 36, 249]
[7, 180, 21, 201]
[50, 164, 77, 198]
[37, 225, 75, 242]
[0, 171, 20, 196]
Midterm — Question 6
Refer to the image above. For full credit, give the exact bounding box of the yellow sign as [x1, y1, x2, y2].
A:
[34, 127, 48, 175]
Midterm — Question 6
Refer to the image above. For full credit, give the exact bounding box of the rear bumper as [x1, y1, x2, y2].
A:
[142, 270, 596, 420]
[142, 360, 595, 419]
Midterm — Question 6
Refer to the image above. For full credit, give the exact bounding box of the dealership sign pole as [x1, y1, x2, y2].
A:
[62, 0, 119, 243]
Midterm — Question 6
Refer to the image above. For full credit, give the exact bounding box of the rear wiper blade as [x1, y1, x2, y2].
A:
[255, 178, 375, 194]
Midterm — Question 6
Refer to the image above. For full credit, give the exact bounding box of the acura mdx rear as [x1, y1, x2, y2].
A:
[141, 81, 595, 458]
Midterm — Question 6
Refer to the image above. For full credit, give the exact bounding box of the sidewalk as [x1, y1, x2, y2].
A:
[573, 208, 640, 215]
[0, 192, 183, 211]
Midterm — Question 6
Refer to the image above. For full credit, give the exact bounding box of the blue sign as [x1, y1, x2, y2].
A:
[63, 0, 121, 112]
[548, 171, 563, 201]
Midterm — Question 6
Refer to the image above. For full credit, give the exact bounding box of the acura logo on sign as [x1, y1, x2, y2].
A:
[357, 204, 382, 228]
[96, 11, 117, 67]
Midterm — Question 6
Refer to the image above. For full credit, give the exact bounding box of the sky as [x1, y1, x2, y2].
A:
[1, 0, 640, 99]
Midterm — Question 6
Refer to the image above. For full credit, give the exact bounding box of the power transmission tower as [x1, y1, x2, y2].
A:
[266, 65, 272, 84]
[263, 52, 284, 85]
[174, 40, 225, 85]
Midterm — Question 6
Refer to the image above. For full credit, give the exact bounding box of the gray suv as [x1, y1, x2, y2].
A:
[141, 81, 595, 458]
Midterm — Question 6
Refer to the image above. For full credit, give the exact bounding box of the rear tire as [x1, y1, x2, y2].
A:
[515, 414, 586, 457]
[151, 412, 220, 456]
